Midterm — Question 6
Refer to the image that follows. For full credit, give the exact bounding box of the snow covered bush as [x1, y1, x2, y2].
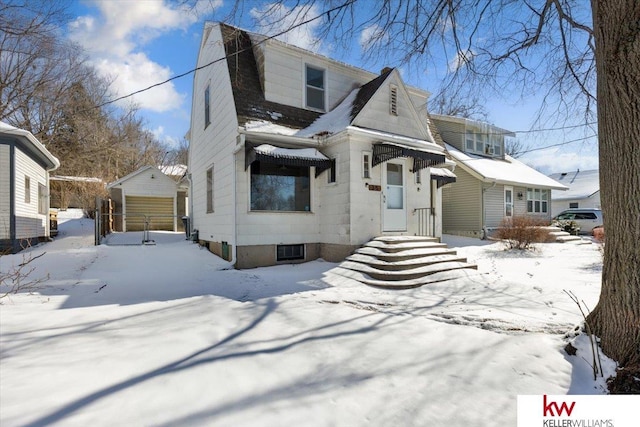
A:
[496, 215, 553, 250]
[553, 219, 580, 235]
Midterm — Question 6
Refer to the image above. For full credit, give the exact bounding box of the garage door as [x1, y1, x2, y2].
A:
[125, 196, 174, 231]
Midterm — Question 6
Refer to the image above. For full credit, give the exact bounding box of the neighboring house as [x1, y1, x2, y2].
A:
[548, 170, 600, 216]
[188, 22, 456, 268]
[0, 121, 60, 253]
[431, 115, 567, 238]
[107, 166, 188, 232]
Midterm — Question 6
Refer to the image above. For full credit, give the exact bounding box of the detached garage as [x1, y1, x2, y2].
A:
[107, 166, 187, 232]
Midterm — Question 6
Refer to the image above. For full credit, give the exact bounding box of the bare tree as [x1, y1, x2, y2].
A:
[210, 0, 639, 377]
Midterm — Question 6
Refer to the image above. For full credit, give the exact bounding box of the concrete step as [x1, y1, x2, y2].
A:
[373, 236, 440, 244]
[340, 260, 478, 281]
[355, 246, 457, 261]
[346, 253, 469, 271]
[334, 266, 483, 289]
[363, 240, 449, 252]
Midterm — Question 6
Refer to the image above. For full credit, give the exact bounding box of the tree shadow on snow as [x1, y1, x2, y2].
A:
[21, 298, 418, 427]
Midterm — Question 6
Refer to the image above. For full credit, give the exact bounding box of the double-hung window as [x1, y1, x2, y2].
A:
[206, 166, 214, 213]
[527, 188, 548, 213]
[362, 152, 371, 179]
[305, 65, 325, 111]
[38, 183, 47, 215]
[24, 176, 31, 204]
[204, 85, 211, 129]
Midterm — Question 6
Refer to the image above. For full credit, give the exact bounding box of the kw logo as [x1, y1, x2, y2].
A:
[543, 395, 576, 417]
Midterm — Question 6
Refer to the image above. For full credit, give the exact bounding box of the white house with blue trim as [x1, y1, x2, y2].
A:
[1, 121, 60, 253]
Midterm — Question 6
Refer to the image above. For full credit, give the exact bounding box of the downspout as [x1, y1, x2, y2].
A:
[185, 172, 193, 236]
[229, 134, 246, 268]
[481, 181, 496, 239]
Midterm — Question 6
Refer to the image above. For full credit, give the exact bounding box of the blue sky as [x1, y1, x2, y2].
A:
[66, 0, 598, 174]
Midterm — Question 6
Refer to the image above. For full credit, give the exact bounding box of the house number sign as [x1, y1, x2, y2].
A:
[368, 185, 382, 191]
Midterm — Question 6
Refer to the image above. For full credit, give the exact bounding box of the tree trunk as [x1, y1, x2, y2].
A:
[587, 0, 640, 368]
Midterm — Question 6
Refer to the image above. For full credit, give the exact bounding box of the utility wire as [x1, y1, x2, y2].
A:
[95, 0, 358, 110]
[92, 0, 597, 138]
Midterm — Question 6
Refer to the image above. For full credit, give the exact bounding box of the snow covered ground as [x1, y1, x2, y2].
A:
[0, 210, 621, 426]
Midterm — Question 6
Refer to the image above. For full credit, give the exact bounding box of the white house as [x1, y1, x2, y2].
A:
[107, 166, 188, 232]
[0, 121, 60, 253]
[430, 115, 567, 238]
[188, 23, 456, 268]
[548, 170, 600, 216]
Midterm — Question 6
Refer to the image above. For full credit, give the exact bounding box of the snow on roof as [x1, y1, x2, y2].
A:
[244, 120, 299, 136]
[254, 144, 328, 160]
[50, 176, 103, 183]
[0, 120, 60, 170]
[446, 144, 567, 190]
[160, 164, 188, 177]
[548, 170, 599, 200]
[295, 89, 359, 138]
[430, 167, 457, 179]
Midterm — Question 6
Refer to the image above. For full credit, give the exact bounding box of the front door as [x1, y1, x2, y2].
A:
[383, 160, 407, 231]
[504, 186, 514, 218]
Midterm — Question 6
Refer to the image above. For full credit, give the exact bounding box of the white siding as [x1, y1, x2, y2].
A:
[317, 138, 351, 245]
[14, 147, 47, 239]
[119, 168, 177, 197]
[0, 144, 10, 239]
[260, 43, 374, 111]
[352, 74, 431, 141]
[189, 24, 239, 247]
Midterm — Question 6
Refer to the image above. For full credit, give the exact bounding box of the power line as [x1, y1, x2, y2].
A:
[93, 0, 597, 139]
[95, 0, 358, 110]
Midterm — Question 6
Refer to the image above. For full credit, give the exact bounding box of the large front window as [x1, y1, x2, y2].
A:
[527, 188, 548, 213]
[250, 161, 310, 211]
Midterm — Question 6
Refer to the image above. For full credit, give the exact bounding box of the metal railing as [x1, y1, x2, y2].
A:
[413, 207, 435, 236]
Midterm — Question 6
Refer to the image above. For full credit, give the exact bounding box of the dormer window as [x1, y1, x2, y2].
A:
[305, 65, 325, 111]
[390, 85, 398, 116]
[465, 129, 503, 157]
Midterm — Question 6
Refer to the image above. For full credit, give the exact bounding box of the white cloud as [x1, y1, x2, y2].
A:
[250, 3, 323, 52]
[151, 126, 180, 148]
[359, 24, 387, 52]
[449, 49, 475, 72]
[68, 0, 221, 112]
[520, 148, 599, 175]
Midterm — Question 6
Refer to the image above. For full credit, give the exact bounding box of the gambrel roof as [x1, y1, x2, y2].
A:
[220, 24, 322, 129]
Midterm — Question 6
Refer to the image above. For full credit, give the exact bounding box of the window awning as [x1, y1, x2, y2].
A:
[245, 142, 333, 177]
[430, 167, 457, 188]
[372, 142, 446, 171]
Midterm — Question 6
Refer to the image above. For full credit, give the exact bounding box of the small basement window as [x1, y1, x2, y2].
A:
[277, 244, 305, 261]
